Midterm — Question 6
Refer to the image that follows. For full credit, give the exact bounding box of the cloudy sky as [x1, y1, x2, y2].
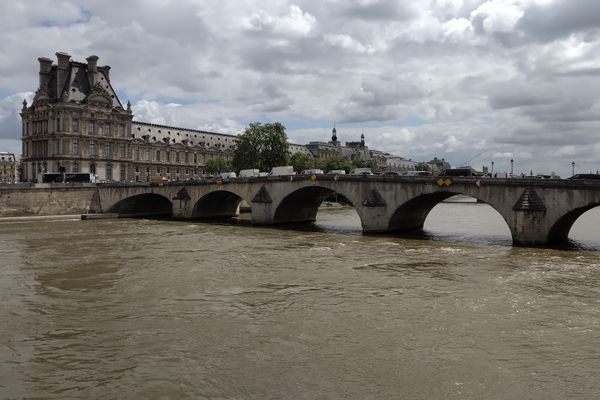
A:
[1, 0, 600, 176]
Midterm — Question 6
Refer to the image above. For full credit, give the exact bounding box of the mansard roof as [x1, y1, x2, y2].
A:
[35, 53, 123, 110]
[131, 121, 238, 151]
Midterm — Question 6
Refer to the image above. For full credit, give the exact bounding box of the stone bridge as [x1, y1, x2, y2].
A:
[91, 175, 600, 246]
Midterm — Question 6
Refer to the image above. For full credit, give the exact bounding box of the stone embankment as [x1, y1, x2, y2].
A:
[0, 184, 97, 217]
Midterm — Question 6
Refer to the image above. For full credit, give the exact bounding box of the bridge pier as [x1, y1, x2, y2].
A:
[250, 202, 274, 225]
[359, 207, 390, 233]
[510, 210, 549, 246]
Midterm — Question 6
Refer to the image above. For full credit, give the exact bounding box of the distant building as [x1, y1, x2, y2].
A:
[20, 52, 313, 182]
[20, 51, 423, 181]
[0, 152, 18, 183]
[427, 157, 451, 174]
[386, 156, 417, 172]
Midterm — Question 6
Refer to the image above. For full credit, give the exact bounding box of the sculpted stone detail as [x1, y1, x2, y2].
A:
[513, 188, 546, 212]
[86, 82, 113, 109]
[173, 187, 191, 201]
[252, 185, 272, 203]
[362, 189, 386, 207]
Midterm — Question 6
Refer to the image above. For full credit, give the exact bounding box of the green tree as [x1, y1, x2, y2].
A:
[205, 157, 232, 174]
[352, 158, 378, 170]
[290, 152, 314, 172]
[232, 122, 289, 172]
[315, 155, 352, 173]
[415, 162, 431, 172]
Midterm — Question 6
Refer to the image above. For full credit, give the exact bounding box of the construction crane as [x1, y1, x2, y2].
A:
[460, 152, 484, 168]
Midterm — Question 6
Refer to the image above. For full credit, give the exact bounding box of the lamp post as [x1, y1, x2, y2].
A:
[510, 158, 514, 176]
[491, 161, 494, 176]
[572, 161, 575, 177]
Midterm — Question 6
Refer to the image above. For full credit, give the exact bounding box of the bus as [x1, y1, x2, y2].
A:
[42, 173, 98, 183]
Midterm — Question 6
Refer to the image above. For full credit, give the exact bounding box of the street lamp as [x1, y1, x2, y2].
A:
[510, 158, 514, 176]
[491, 161, 494, 176]
[572, 161, 575, 177]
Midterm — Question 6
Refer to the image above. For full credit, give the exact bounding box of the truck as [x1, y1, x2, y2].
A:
[269, 166, 296, 176]
[238, 169, 260, 178]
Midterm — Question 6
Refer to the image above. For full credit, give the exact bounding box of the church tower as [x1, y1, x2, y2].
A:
[331, 122, 338, 145]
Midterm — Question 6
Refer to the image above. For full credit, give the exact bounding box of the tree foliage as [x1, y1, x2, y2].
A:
[289, 152, 314, 172]
[352, 158, 378, 170]
[315, 155, 353, 172]
[232, 122, 289, 172]
[204, 157, 232, 174]
[415, 162, 431, 171]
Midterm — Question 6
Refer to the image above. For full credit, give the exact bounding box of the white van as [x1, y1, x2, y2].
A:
[219, 172, 237, 179]
[269, 166, 296, 176]
[239, 169, 260, 178]
[349, 168, 373, 175]
[301, 169, 324, 175]
[328, 169, 346, 175]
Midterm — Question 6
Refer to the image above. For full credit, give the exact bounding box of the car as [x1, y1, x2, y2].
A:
[349, 168, 373, 175]
[568, 174, 600, 180]
[439, 168, 478, 177]
[401, 171, 431, 177]
[328, 169, 347, 175]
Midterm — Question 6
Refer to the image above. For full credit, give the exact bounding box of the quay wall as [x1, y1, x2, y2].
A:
[0, 185, 96, 217]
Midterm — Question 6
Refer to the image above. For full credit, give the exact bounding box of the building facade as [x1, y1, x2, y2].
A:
[0, 152, 18, 183]
[20, 53, 301, 182]
[20, 52, 413, 182]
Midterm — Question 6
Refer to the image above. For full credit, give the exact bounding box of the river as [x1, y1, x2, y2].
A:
[1, 202, 599, 399]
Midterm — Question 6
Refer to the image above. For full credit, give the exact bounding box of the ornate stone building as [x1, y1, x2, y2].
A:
[21, 52, 405, 182]
[0, 152, 18, 183]
[20, 52, 313, 182]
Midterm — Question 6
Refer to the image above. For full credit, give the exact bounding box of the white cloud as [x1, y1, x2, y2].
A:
[0, 0, 598, 178]
[470, 0, 524, 33]
[244, 5, 316, 37]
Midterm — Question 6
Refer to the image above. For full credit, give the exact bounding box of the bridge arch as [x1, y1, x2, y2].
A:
[547, 203, 600, 244]
[192, 190, 244, 219]
[273, 185, 356, 224]
[388, 191, 513, 238]
[108, 193, 173, 217]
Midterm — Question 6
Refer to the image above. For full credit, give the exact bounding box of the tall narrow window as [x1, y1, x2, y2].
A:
[90, 163, 96, 174]
[119, 142, 125, 158]
[134, 146, 139, 160]
[185, 152, 189, 163]
[72, 114, 79, 132]
[105, 143, 111, 159]
[176, 152, 180, 162]
[156, 149, 161, 161]
[105, 123, 111, 137]
[89, 121, 95, 135]
[106, 163, 113, 180]
[89, 140, 95, 158]
[120, 164, 126, 181]
[166, 150, 170, 162]
[119, 124, 125, 137]
[144, 148, 150, 161]
[72, 139, 79, 156]
[72, 162, 79, 173]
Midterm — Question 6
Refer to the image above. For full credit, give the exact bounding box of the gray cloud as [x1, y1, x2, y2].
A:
[0, 0, 600, 177]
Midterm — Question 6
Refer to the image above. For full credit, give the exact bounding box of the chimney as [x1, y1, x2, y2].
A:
[86, 55, 99, 87]
[55, 52, 71, 98]
[37, 57, 53, 89]
[101, 65, 111, 82]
